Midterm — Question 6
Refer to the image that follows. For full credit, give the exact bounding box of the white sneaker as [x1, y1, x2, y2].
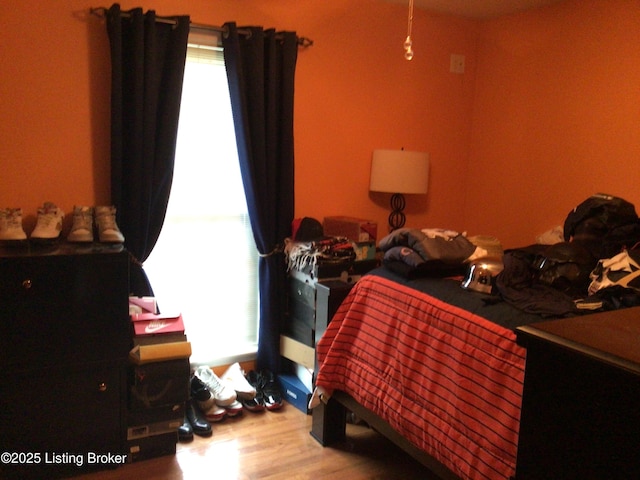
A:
[202, 403, 227, 422]
[224, 399, 244, 417]
[191, 374, 227, 422]
[31, 202, 64, 242]
[95, 206, 124, 243]
[67, 206, 94, 243]
[221, 362, 257, 400]
[0, 208, 27, 242]
[193, 366, 237, 407]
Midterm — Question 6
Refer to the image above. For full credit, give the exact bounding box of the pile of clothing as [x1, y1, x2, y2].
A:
[284, 217, 355, 273]
[375, 193, 640, 317]
[378, 228, 488, 278]
[496, 194, 640, 316]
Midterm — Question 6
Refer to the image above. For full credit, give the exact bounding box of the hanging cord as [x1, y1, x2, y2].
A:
[89, 7, 313, 48]
[404, 0, 414, 60]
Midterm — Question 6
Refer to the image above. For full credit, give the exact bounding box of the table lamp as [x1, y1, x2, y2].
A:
[369, 149, 429, 231]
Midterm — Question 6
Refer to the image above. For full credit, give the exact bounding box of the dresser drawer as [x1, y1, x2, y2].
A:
[315, 280, 352, 343]
[0, 246, 130, 479]
[0, 251, 130, 371]
[289, 277, 315, 309]
[0, 362, 125, 479]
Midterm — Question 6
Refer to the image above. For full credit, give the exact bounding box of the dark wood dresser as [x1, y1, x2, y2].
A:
[0, 244, 130, 479]
[515, 307, 640, 479]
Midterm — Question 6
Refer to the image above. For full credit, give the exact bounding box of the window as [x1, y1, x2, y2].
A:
[144, 29, 259, 367]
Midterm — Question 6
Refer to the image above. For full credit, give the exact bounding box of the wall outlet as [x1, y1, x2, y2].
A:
[450, 54, 465, 74]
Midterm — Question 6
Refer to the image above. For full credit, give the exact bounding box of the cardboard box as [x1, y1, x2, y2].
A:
[130, 313, 185, 337]
[133, 333, 187, 346]
[324, 216, 377, 243]
[278, 373, 312, 414]
[280, 335, 314, 370]
[127, 402, 185, 427]
[129, 341, 191, 365]
[354, 241, 376, 260]
[127, 432, 177, 463]
[129, 296, 158, 314]
[129, 359, 190, 410]
[127, 417, 184, 440]
[294, 363, 314, 393]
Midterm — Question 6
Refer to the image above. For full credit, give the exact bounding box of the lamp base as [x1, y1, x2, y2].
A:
[388, 193, 406, 232]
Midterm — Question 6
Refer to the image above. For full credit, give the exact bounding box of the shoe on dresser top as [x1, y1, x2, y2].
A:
[0, 202, 63, 245]
[0, 208, 27, 243]
[0, 202, 125, 245]
[69, 205, 125, 244]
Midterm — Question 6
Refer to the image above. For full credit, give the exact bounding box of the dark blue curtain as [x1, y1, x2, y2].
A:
[222, 23, 297, 372]
[106, 4, 189, 296]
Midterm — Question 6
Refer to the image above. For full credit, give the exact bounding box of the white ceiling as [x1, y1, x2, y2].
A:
[383, 0, 565, 19]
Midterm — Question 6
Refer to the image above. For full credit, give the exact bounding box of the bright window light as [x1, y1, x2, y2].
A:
[144, 30, 259, 367]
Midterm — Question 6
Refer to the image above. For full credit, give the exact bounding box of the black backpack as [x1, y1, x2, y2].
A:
[563, 193, 640, 259]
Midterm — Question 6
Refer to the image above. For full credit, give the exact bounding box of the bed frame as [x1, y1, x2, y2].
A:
[311, 391, 461, 480]
[307, 269, 536, 480]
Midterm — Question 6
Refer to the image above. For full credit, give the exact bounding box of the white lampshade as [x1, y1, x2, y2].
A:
[369, 149, 429, 194]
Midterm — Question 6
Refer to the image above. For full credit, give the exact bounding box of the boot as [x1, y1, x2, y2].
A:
[67, 206, 94, 243]
[0, 208, 27, 243]
[177, 414, 194, 442]
[185, 399, 212, 437]
[30, 202, 64, 243]
[95, 206, 124, 243]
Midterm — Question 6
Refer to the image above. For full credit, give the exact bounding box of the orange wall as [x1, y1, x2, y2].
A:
[0, 0, 476, 236]
[465, 0, 640, 248]
[0, 0, 637, 250]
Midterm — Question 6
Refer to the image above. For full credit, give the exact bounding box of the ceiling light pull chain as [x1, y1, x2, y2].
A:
[404, 0, 414, 60]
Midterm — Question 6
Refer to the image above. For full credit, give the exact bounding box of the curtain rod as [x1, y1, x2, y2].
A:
[90, 7, 313, 48]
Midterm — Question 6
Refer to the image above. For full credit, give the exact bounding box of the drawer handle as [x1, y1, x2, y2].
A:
[98, 383, 108, 392]
[22, 279, 32, 289]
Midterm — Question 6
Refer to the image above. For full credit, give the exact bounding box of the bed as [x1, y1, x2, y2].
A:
[308, 196, 640, 480]
[310, 266, 548, 480]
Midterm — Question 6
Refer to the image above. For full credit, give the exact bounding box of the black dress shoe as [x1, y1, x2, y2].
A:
[186, 399, 212, 437]
[178, 415, 194, 442]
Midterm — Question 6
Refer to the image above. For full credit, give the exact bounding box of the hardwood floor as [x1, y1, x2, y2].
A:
[74, 404, 438, 479]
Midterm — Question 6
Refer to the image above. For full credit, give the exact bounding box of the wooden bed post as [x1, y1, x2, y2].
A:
[310, 398, 347, 446]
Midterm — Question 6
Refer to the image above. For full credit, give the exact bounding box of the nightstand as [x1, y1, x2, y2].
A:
[281, 260, 376, 376]
[515, 307, 640, 479]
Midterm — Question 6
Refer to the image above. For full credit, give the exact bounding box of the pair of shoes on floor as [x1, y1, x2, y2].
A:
[192, 366, 243, 421]
[0, 202, 64, 244]
[178, 398, 212, 442]
[67, 205, 124, 243]
[220, 362, 264, 412]
[245, 369, 284, 411]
